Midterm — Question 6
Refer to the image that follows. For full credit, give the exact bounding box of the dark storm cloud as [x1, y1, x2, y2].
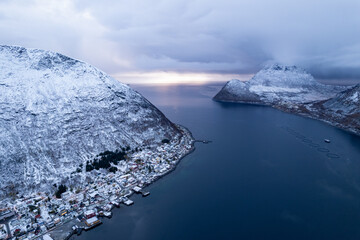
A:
[74, 0, 360, 80]
[0, 0, 359, 81]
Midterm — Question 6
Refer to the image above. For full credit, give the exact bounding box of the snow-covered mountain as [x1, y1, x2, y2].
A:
[0, 45, 182, 197]
[322, 84, 360, 114]
[214, 64, 346, 104]
[214, 64, 359, 135]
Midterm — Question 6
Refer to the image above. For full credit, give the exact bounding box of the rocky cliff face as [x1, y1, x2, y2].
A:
[0, 45, 181, 197]
[214, 64, 359, 135]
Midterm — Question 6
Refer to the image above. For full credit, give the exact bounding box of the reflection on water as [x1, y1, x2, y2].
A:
[77, 83, 360, 240]
[130, 83, 224, 107]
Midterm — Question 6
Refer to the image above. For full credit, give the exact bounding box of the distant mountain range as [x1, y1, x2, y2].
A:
[214, 64, 360, 135]
[0, 45, 182, 197]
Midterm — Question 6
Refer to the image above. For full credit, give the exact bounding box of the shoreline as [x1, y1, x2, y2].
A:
[140, 125, 196, 189]
[63, 124, 196, 240]
[0, 124, 196, 240]
[116, 124, 196, 200]
[64, 124, 196, 240]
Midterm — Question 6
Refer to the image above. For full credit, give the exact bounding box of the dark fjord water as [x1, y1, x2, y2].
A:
[77, 83, 360, 240]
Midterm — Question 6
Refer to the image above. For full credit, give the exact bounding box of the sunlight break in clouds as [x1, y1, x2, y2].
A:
[0, 0, 360, 83]
[114, 72, 253, 85]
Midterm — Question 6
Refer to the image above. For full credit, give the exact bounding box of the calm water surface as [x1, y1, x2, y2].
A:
[77, 83, 360, 240]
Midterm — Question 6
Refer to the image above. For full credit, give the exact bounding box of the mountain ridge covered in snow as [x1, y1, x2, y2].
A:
[0, 45, 182, 197]
[214, 64, 359, 135]
[214, 64, 346, 104]
[302, 84, 360, 134]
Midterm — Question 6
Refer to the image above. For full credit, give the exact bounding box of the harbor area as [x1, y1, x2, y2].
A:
[0, 125, 194, 240]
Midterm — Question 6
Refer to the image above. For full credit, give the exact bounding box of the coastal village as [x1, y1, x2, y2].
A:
[0, 126, 194, 240]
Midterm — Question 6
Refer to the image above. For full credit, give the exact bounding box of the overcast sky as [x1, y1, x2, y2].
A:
[0, 0, 359, 83]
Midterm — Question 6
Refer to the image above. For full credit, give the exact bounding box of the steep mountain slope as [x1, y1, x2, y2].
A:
[303, 84, 360, 134]
[0, 45, 182, 197]
[214, 64, 346, 104]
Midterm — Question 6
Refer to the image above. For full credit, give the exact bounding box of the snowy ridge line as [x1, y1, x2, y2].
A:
[214, 64, 359, 135]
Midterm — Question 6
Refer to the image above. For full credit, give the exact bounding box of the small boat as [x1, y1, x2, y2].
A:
[111, 201, 120, 208]
[324, 139, 331, 143]
[123, 198, 134, 206]
[141, 191, 150, 197]
[103, 211, 112, 218]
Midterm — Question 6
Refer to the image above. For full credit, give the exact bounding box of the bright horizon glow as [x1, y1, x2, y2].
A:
[113, 72, 254, 85]
[1, 0, 359, 83]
